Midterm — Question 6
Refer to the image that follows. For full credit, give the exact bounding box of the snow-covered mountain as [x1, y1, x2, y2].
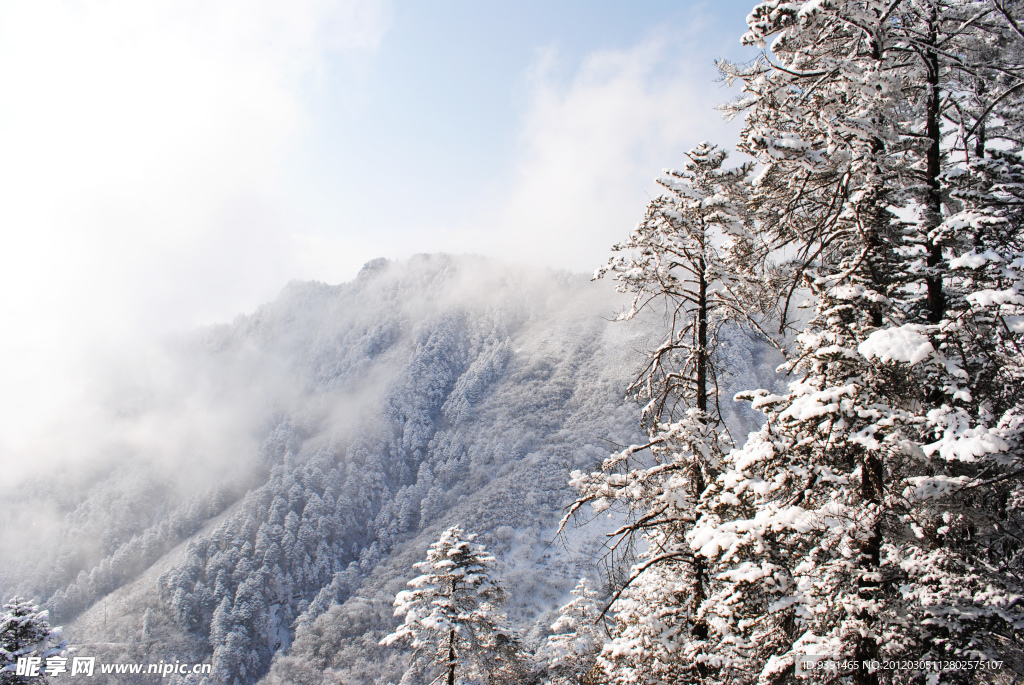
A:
[0, 254, 780, 684]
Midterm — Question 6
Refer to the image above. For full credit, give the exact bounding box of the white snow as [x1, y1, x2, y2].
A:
[949, 250, 1003, 269]
[968, 289, 1024, 307]
[857, 324, 934, 365]
[903, 475, 970, 500]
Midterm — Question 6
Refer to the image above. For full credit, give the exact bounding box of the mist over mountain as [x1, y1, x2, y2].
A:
[0, 254, 780, 684]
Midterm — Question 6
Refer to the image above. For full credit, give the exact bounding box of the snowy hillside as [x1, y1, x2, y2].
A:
[0, 255, 780, 684]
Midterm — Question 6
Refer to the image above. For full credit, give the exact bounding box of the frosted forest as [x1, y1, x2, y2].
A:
[4, 1, 1024, 684]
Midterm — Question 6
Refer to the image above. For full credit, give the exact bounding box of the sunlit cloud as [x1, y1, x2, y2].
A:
[457, 30, 745, 274]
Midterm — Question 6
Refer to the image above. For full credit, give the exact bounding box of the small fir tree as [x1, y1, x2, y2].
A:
[381, 525, 530, 685]
[537, 578, 603, 684]
[0, 597, 68, 685]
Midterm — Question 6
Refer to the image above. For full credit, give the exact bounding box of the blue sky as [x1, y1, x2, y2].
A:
[0, 0, 759, 451]
[289, 0, 758, 280]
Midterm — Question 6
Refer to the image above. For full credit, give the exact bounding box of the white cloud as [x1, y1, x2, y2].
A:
[0, 0, 389, 460]
[467, 32, 744, 273]
[0, 4, 747, 471]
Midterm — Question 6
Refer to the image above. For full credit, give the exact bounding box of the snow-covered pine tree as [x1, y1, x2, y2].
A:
[595, 141, 758, 424]
[904, 88, 1024, 673]
[537, 577, 603, 684]
[0, 597, 68, 684]
[562, 143, 756, 682]
[381, 525, 531, 685]
[688, 1, 1024, 682]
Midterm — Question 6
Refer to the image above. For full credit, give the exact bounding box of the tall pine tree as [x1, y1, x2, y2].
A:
[564, 143, 757, 683]
[688, 1, 1024, 682]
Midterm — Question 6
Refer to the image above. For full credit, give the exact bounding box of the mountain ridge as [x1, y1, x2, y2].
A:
[0, 254, 780, 684]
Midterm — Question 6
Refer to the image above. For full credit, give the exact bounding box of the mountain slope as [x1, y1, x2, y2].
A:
[0, 255, 781, 684]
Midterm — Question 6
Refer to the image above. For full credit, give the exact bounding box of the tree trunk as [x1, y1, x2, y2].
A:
[447, 627, 456, 685]
[692, 250, 710, 647]
[696, 256, 708, 414]
[975, 80, 987, 161]
[690, 458, 709, 643]
[447, 576, 457, 685]
[924, 10, 946, 325]
[853, 451, 883, 685]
